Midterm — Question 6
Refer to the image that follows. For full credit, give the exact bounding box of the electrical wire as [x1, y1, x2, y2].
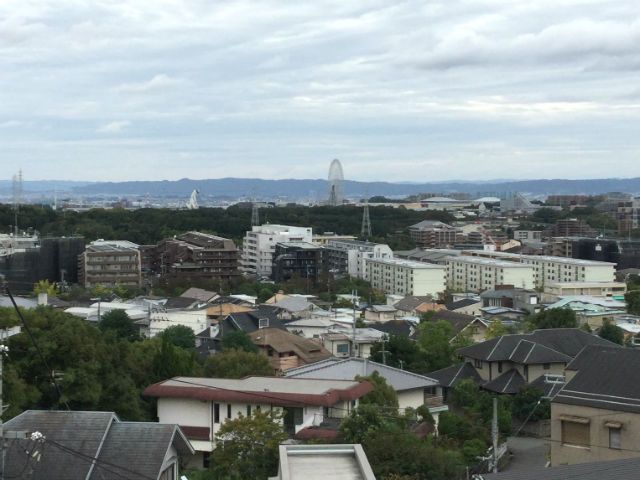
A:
[4, 286, 70, 410]
[45, 439, 156, 480]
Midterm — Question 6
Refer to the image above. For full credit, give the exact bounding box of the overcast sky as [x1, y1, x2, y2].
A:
[1, 0, 640, 182]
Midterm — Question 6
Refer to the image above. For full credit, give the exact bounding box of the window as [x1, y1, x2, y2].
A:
[159, 463, 176, 480]
[543, 363, 550, 370]
[608, 424, 622, 449]
[227, 404, 232, 419]
[247, 405, 252, 417]
[561, 419, 589, 447]
[474, 359, 483, 369]
[498, 361, 503, 373]
[336, 344, 349, 354]
[214, 403, 220, 423]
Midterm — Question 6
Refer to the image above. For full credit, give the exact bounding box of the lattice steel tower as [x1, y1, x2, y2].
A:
[361, 192, 372, 238]
[251, 187, 260, 227]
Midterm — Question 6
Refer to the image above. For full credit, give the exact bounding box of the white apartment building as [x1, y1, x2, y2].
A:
[324, 239, 393, 278]
[240, 224, 312, 278]
[364, 257, 446, 297]
[445, 256, 535, 292]
[143, 376, 372, 467]
[462, 250, 616, 287]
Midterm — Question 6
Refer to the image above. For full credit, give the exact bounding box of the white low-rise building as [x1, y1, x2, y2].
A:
[445, 256, 535, 292]
[364, 257, 446, 297]
[143, 376, 372, 468]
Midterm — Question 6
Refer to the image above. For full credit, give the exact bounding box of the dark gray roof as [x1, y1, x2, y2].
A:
[480, 455, 640, 480]
[3, 410, 193, 480]
[88, 422, 192, 480]
[445, 298, 479, 310]
[480, 289, 516, 300]
[554, 346, 640, 413]
[4, 410, 116, 480]
[370, 320, 416, 338]
[219, 306, 285, 335]
[164, 296, 201, 309]
[482, 369, 526, 394]
[393, 296, 433, 312]
[430, 310, 476, 333]
[284, 357, 439, 391]
[458, 329, 617, 363]
[427, 362, 484, 388]
[508, 340, 572, 365]
[528, 373, 566, 399]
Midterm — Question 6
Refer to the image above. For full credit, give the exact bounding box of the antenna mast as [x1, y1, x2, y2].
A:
[361, 189, 372, 238]
[251, 187, 260, 227]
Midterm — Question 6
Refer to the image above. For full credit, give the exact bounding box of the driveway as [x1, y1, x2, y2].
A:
[500, 436, 549, 472]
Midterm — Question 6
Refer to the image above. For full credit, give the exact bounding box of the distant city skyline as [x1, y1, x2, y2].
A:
[1, 1, 639, 182]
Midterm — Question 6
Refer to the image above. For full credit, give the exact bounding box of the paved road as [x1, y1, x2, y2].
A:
[500, 436, 549, 472]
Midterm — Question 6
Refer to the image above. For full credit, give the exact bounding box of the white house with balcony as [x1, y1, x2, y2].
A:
[143, 376, 373, 468]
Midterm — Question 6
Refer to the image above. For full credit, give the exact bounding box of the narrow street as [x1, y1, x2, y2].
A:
[500, 437, 549, 472]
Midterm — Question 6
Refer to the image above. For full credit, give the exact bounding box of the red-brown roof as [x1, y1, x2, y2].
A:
[295, 427, 340, 440]
[179, 425, 210, 441]
[142, 376, 373, 407]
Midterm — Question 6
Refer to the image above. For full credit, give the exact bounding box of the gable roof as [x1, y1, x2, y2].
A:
[429, 310, 477, 333]
[528, 373, 566, 399]
[393, 296, 434, 312]
[181, 287, 218, 303]
[370, 320, 416, 338]
[219, 307, 285, 335]
[457, 329, 617, 363]
[3, 410, 193, 480]
[284, 357, 439, 391]
[446, 298, 481, 311]
[143, 376, 373, 407]
[482, 368, 526, 394]
[427, 362, 484, 388]
[249, 328, 332, 365]
[553, 345, 640, 413]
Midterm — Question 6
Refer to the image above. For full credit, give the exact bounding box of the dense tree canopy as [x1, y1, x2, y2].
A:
[221, 331, 258, 353]
[203, 349, 274, 378]
[160, 325, 196, 349]
[355, 371, 399, 410]
[0, 306, 201, 421]
[598, 321, 624, 345]
[526, 307, 577, 330]
[512, 385, 550, 422]
[626, 290, 640, 316]
[98, 309, 139, 341]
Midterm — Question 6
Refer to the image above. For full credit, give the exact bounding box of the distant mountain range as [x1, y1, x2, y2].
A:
[3, 177, 640, 199]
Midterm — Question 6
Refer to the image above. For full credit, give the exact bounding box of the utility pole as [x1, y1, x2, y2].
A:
[0, 326, 21, 480]
[351, 290, 357, 357]
[492, 396, 498, 474]
[379, 336, 390, 365]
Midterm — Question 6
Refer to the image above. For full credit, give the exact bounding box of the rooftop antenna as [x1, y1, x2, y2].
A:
[251, 187, 260, 227]
[361, 188, 372, 238]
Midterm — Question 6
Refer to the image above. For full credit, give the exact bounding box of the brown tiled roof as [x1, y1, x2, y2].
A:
[180, 425, 210, 441]
[250, 328, 332, 365]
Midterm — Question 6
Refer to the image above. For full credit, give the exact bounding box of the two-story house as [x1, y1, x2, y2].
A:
[143, 376, 373, 467]
[551, 346, 640, 466]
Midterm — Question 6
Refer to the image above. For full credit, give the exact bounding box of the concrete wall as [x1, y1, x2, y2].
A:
[551, 403, 640, 466]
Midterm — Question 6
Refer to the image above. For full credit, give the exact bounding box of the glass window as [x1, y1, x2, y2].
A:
[610, 427, 621, 449]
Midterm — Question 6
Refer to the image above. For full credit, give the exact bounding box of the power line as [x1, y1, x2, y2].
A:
[4, 286, 69, 410]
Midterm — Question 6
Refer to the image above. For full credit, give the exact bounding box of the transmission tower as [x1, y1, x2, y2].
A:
[251, 187, 260, 227]
[361, 192, 371, 238]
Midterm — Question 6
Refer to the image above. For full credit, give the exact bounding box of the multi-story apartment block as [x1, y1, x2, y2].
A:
[241, 225, 313, 278]
[78, 240, 141, 288]
[445, 256, 535, 293]
[409, 221, 462, 249]
[552, 218, 596, 237]
[143, 231, 239, 283]
[617, 198, 640, 236]
[272, 242, 323, 284]
[513, 230, 543, 242]
[323, 239, 393, 278]
[364, 257, 446, 297]
[463, 250, 616, 287]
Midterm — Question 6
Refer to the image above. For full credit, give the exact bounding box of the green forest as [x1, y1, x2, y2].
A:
[0, 204, 455, 249]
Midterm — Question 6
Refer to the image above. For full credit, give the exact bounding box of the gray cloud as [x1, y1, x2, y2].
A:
[0, 0, 639, 182]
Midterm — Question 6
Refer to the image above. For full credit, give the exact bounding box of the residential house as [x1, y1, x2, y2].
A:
[249, 328, 333, 374]
[393, 295, 443, 317]
[427, 362, 485, 402]
[551, 346, 640, 466]
[364, 304, 397, 322]
[480, 288, 541, 315]
[284, 317, 346, 339]
[370, 319, 419, 339]
[429, 310, 489, 343]
[451, 329, 618, 395]
[284, 357, 448, 424]
[271, 296, 319, 319]
[545, 296, 627, 329]
[445, 297, 483, 316]
[143, 376, 373, 466]
[320, 328, 385, 359]
[2, 410, 194, 478]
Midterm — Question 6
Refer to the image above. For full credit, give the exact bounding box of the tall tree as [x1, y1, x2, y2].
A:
[161, 325, 196, 349]
[98, 309, 138, 341]
[598, 321, 624, 345]
[526, 307, 577, 330]
[355, 371, 399, 410]
[204, 349, 274, 378]
[209, 410, 287, 480]
[417, 320, 457, 371]
[626, 290, 640, 316]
